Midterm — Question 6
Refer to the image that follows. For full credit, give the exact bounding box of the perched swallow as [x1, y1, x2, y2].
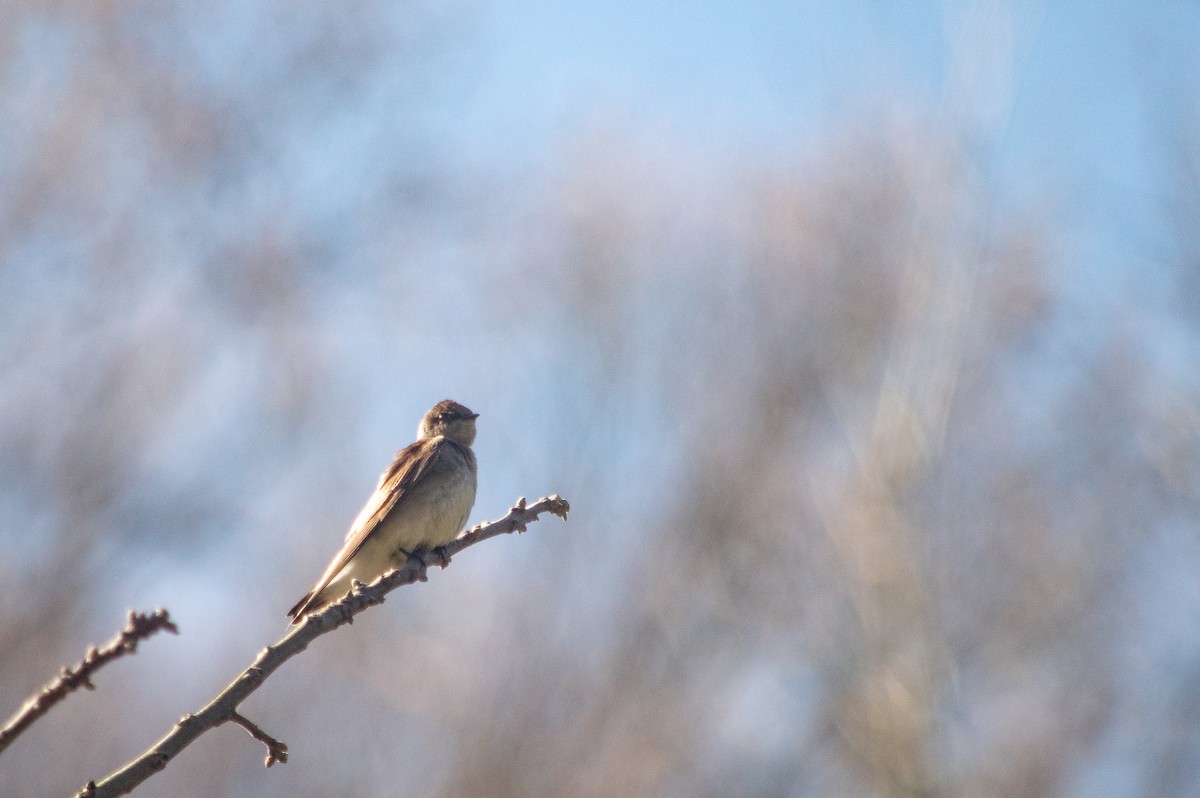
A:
[287, 400, 478, 623]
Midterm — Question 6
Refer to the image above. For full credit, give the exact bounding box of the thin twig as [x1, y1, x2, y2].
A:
[0, 609, 178, 756]
[229, 711, 288, 767]
[77, 494, 569, 798]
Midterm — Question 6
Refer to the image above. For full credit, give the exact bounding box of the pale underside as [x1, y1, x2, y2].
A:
[288, 435, 476, 620]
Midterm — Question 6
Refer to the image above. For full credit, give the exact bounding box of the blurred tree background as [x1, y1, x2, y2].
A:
[2, 1, 1199, 797]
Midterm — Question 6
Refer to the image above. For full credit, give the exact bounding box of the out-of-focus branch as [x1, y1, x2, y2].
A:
[76, 495, 570, 798]
[0, 609, 178, 757]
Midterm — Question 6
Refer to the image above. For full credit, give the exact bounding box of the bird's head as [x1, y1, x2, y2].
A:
[419, 400, 479, 445]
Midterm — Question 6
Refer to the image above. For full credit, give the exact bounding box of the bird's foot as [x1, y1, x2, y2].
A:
[398, 547, 427, 569]
[429, 545, 451, 569]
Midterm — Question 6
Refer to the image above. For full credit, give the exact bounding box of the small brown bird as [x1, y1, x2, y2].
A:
[287, 400, 479, 623]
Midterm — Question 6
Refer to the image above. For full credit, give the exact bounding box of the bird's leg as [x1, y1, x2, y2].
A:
[396, 547, 426, 569]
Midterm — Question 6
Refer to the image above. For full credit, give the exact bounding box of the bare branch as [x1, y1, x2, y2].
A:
[0, 609, 178, 757]
[229, 711, 288, 768]
[76, 495, 569, 798]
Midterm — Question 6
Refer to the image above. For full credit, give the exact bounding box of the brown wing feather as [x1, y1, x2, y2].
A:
[286, 437, 444, 620]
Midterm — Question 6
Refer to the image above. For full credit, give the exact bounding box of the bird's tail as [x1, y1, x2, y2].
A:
[286, 592, 315, 624]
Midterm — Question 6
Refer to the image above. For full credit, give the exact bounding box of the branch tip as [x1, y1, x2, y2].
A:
[230, 712, 288, 768]
[0, 606, 178, 757]
[546, 495, 571, 519]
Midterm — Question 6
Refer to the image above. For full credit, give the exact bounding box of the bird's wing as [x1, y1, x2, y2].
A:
[287, 437, 445, 620]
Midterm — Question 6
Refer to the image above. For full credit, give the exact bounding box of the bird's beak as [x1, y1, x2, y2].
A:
[469, 412, 480, 420]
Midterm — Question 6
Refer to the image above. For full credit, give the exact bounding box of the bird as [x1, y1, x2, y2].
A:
[287, 399, 479, 623]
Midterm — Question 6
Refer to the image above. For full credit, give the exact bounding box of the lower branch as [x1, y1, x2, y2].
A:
[77, 494, 569, 798]
[0, 609, 178, 756]
[229, 712, 288, 767]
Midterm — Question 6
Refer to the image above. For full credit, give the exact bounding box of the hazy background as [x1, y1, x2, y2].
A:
[2, 1, 1199, 796]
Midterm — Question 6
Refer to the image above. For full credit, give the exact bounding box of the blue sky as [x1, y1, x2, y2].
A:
[455, 0, 1198, 303]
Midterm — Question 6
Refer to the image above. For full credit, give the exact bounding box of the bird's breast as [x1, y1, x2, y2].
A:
[383, 442, 477, 552]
